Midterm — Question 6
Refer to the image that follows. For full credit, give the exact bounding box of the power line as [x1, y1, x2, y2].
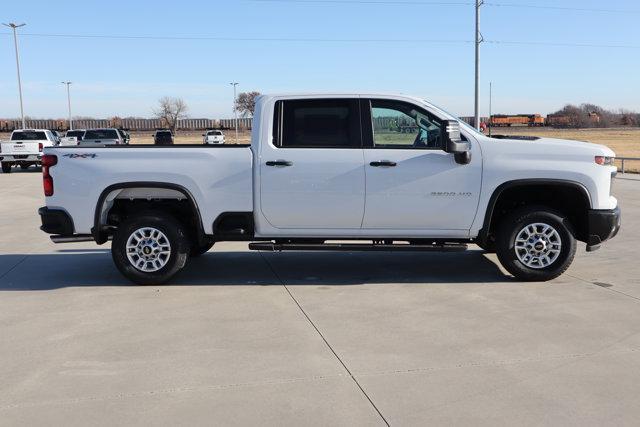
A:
[485, 40, 640, 49]
[2, 32, 474, 44]
[249, 0, 470, 5]
[484, 2, 640, 14]
[247, 0, 640, 14]
[2, 32, 639, 49]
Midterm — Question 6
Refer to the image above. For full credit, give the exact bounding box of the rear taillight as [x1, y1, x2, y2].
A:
[39, 142, 43, 152]
[595, 156, 614, 166]
[42, 154, 57, 197]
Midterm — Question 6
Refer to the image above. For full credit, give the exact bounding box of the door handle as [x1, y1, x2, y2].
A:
[370, 160, 397, 167]
[266, 160, 293, 167]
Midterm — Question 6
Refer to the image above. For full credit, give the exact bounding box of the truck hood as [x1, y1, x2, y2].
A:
[492, 136, 616, 157]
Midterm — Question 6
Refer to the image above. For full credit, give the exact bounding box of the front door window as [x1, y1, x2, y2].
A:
[371, 100, 443, 149]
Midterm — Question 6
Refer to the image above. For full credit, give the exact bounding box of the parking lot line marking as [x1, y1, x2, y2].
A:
[0, 255, 28, 281]
[258, 251, 390, 427]
[568, 273, 640, 302]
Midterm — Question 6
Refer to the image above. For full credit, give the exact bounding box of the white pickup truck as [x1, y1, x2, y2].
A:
[38, 94, 620, 284]
[1, 129, 58, 173]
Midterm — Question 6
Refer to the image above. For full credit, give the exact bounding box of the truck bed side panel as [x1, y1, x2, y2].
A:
[45, 147, 253, 235]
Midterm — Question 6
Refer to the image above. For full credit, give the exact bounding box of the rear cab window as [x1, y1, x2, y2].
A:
[83, 129, 119, 140]
[11, 131, 48, 141]
[66, 131, 85, 139]
[273, 99, 361, 148]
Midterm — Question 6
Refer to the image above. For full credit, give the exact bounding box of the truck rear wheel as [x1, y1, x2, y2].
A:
[495, 206, 576, 281]
[111, 213, 190, 285]
[1, 163, 11, 174]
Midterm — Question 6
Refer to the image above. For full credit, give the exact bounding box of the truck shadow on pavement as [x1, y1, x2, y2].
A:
[0, 250, 510, 290]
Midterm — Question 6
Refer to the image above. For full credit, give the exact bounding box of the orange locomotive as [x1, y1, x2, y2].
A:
[490, 114, 545, 127]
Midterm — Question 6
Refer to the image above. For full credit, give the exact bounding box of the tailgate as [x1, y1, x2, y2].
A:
[0, 141, 41, 155]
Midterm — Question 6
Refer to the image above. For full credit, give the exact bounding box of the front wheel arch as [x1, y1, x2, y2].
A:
[478, 179, 591, 246]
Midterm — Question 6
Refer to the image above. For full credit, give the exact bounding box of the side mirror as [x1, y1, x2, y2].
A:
[442, 120, 471, 165]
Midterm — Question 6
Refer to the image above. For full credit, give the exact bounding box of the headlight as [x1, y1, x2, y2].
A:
[595, 156, 615, 166]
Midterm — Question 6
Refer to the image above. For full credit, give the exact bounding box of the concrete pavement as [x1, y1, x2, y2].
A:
[1, 169, 639, 426]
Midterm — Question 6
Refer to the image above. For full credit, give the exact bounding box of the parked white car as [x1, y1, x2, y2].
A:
[38, 93, 620, 284]
[59, 129, 86, 146]
[0, 129, 58, 173]
[203, 130, 225, 144]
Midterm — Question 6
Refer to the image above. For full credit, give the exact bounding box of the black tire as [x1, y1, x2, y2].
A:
[20, 164, 29, 170]
[190, 241, 214, 257]
[496, 206, 577, 281]
[111, 212, 190, 285]
[1, 163, 11, 174]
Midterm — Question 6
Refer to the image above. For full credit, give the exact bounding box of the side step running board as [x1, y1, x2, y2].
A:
[50, 234, 111, 243]
[249, 242, 468, 252]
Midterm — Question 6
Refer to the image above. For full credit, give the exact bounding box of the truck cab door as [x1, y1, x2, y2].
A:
[360, 98, 482, 235]
[258, 98, 365, 230]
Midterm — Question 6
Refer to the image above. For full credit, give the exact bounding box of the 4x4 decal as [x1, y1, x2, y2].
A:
[63, 153, 97, 159]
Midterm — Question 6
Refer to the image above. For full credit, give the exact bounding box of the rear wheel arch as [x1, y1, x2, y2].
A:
[93, 182, 205, 244]
[478, 179, 592, 246]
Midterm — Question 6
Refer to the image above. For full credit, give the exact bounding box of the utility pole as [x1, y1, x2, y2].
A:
[3, 22, 26, 129]
[61, 81, 72, 130]
[488, 81, 492, 136]
[230, 82, 239, 144]
[474, 1, 483, 131]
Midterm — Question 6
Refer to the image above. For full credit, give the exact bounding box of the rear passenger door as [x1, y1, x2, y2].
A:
[259, 98, 365, 230]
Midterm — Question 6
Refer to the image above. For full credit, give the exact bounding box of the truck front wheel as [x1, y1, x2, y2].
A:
[111, 213, 190, 285]
[1, 163, 11, 174]
[496, 206, 577, 281]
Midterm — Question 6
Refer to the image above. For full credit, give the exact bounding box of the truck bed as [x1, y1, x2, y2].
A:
[45, 145, 254, 235]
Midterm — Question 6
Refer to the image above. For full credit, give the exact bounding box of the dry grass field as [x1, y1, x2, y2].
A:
[491, 127, 640, 172]
[127, 130, 252, 145]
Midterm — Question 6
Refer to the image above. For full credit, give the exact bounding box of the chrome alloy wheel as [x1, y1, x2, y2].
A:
[514, 222, 562, 269]
[126, 227, 172, 272]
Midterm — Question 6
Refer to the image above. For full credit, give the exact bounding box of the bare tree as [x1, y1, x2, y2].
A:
[153, 97, 188, 132]
[234, 91, 261, 118]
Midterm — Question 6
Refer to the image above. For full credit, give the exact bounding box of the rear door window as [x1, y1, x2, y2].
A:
[274, 99, 361, 148]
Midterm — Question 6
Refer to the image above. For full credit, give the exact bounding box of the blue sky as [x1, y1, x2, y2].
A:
[1, 0, 639, 119]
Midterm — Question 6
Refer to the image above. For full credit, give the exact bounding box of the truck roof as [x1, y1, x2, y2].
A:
[257, 93, 460, 124]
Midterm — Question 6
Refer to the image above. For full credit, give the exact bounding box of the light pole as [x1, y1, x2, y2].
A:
[474, 1, 483, 131]
[3, 22, 26, 129]
[61, 81, 72, 130]
[488, 81, 492, 136]
[230, 82, 239, 144]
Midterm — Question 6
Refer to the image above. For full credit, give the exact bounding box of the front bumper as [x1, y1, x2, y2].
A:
[586, 206, 621, 251]
[38, 207, 75, 236]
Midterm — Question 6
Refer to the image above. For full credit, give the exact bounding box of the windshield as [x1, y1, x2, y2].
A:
[11, 131, 47, 141]
[207, 131, 222, 136]
[84, 129, 119, 140]
[420, 99, 484, 138]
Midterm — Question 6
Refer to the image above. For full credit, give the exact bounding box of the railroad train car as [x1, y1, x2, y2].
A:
[546, 112, 600, 128]
[490, 114, 545, 127]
